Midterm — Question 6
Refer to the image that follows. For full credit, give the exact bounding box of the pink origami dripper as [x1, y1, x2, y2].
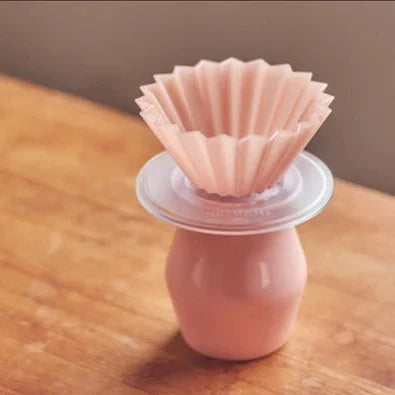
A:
[136, 58, 333, 197]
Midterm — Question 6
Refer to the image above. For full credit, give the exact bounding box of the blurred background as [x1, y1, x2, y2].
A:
[1, 1, 394, 194]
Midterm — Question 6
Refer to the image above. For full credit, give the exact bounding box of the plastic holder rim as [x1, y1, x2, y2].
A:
[136, 151, 334, 235]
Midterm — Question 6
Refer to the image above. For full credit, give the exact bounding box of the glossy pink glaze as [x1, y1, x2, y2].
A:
[166, 227, 307, 360]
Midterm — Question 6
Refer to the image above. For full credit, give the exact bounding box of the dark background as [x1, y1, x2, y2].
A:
[1, 1, 394, 193]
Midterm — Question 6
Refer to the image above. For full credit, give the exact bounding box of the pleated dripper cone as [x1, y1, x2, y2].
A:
[136, 58, 333, 197]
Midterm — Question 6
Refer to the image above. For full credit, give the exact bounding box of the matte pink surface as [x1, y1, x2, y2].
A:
[136, 58, 333, 196]
[166, 227, 307, 360]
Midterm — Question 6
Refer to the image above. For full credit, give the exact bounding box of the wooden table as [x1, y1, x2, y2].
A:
[0, 75, 394, 395]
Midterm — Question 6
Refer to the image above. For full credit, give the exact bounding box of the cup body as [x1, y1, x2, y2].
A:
[166, 227, 307, 360]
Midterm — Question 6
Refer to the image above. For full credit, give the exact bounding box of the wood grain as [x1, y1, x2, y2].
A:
[0, 74, 394, 395]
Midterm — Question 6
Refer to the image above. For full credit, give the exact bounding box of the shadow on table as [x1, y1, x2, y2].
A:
[124, 331, 260, 393]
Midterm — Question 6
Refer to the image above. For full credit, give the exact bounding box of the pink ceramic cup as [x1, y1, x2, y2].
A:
[166, 226, 307, 361]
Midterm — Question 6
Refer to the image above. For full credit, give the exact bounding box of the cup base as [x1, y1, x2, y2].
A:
[182, 326, 290, 361]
